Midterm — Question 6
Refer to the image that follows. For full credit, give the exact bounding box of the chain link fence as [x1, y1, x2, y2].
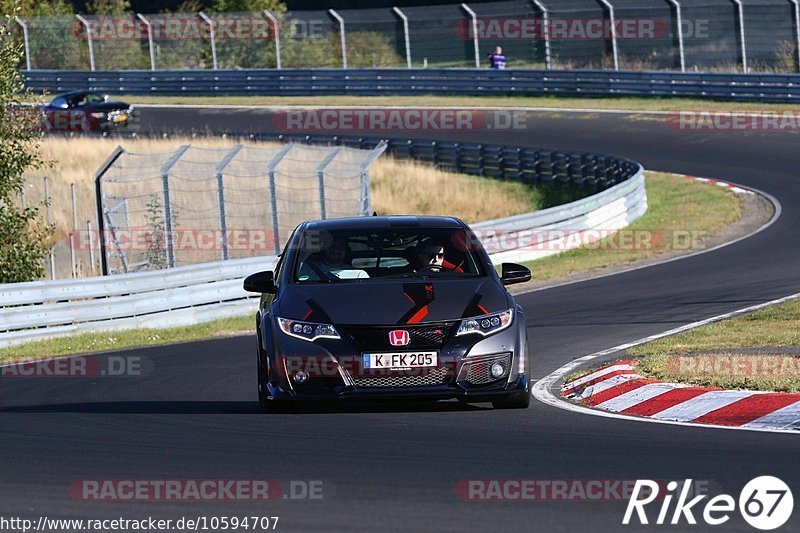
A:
[94, 142, 385, 275]
[13, 1, 800, 73]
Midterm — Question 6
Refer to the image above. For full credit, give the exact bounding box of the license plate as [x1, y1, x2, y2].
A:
[362, 351, 437, 369]
[113, 114, 128, 123]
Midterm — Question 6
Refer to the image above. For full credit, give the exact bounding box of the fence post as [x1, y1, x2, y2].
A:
[461, 4, 481, 68]
[94, 146, 125, 276]
[790, 0, 800, 72]
[199, 12, 218, 70]
[530, 0, 551, 69]
[266, 144, 294, 254]
[665, 0, 686, 71]
[263, 10, 282, 69]
[316, 147, 342, 219]
[70, 182, 78, 278]
[13, 17, 31, 70]
[359, 141, 387, 215]
[136, 14, 156, 71]
[215, 144, 243, 261]
[87, 220, 96, 276]
[329, 9, 348, 69]
[160, 145, 190, 268]
[75, 15, 95, 71]
[731, 0, 747, 73]
[392, 7, 412, 68]
[597, 0, 619, 70]
[44, 176, 55, 280]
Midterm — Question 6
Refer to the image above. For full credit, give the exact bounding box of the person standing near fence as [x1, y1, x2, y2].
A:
[488, 46, 506, 69]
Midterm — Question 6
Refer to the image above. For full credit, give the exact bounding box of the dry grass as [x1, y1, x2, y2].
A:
[369, 157, 540, 223]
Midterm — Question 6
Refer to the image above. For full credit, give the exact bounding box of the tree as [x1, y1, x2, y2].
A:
[0, 13, 52, 283]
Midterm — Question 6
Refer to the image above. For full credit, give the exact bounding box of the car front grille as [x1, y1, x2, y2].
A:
[338, 322, 459, 351]
[352, 367, 450, 388]
[464, 353, 512, 385]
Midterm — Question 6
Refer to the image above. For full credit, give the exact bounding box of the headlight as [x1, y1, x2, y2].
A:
[456, 308, 513, 337]
[277, 317, 340, 342]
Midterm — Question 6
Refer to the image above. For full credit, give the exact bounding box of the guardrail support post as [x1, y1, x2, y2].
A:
[666, 0, 686, 71]
[530, 0, 551, 69]
[266, 144, 293, 254]
[329, 9, 348, 69]
[263, 10, 282, 69]
[461, 4, 481, 68]
[13, 17, 31, 70]
[160, 145, 190, 269]
[597, 0, 619, 70]
[136, 14, 156, 71]
[392, 7, 412, 68]
[215, 144, 243, 261]
[75, 15, 95, 71]
[199, 12, 218, 70]
[790, 0, 800, 72]
[731, 0, 747, 73]
[93, 146, 125, 276]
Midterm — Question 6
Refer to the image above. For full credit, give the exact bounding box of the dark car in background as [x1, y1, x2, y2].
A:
[41, 91, 134, 132]
[243, 215, 533, 412]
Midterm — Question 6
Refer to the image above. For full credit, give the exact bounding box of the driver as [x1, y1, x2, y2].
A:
[411, 239, 445, 271]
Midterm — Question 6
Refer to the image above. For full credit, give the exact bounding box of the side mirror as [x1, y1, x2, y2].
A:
[501, 263, 531, 286]
[243, 270, 275, 294]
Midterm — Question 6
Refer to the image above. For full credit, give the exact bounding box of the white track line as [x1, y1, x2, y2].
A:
[532, 290, 800, 435]
[134, 103, 800, 121]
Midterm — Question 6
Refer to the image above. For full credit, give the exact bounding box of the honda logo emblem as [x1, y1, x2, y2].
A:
[389, 330, 410, 346]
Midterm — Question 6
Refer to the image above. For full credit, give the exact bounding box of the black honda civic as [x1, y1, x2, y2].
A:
[243, 215, 532, 411]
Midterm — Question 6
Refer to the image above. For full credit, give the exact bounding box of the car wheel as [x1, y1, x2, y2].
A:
[492, 392, 531, 409]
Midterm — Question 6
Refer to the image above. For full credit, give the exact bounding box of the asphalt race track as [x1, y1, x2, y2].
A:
[2, 107, 800, 532]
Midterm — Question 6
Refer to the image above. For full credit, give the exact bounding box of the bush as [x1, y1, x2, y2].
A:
[0, 15, 52, 283]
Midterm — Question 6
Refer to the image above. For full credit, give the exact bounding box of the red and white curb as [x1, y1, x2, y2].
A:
[684, 176, 753, 195]
[561, 361, 800, 431]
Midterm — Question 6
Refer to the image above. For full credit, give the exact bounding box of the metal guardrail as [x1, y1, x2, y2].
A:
[24, 68, 800, 102]
[254, 134, 638, 191]
[0, 157, 644, 349]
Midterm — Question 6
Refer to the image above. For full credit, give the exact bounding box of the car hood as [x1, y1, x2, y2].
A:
[276, 278, 510, 325]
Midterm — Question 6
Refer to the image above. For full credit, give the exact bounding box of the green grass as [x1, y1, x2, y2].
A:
[2, 172, 743, 362]
[630, 299, 800, 392]
[119, 94, 800, 114]
[523, 172, 742, 281]
[0, 315, 253, 364]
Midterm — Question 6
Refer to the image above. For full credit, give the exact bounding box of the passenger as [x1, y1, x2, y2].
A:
[298, 238, 368, 281]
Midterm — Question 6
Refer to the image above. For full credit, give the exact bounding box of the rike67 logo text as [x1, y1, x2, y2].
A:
[624, 477, 793, 530]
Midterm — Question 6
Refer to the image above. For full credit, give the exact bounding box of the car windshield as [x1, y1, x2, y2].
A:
[292, 227, 488, 283]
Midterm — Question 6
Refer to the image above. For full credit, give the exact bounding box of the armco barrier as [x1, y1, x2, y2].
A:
[0, 164, 644, 349]
[24, 68, 800, 102]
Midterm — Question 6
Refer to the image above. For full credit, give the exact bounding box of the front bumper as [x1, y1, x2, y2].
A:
[262, 316, 529, 403]
[265, 373, 530, 403]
